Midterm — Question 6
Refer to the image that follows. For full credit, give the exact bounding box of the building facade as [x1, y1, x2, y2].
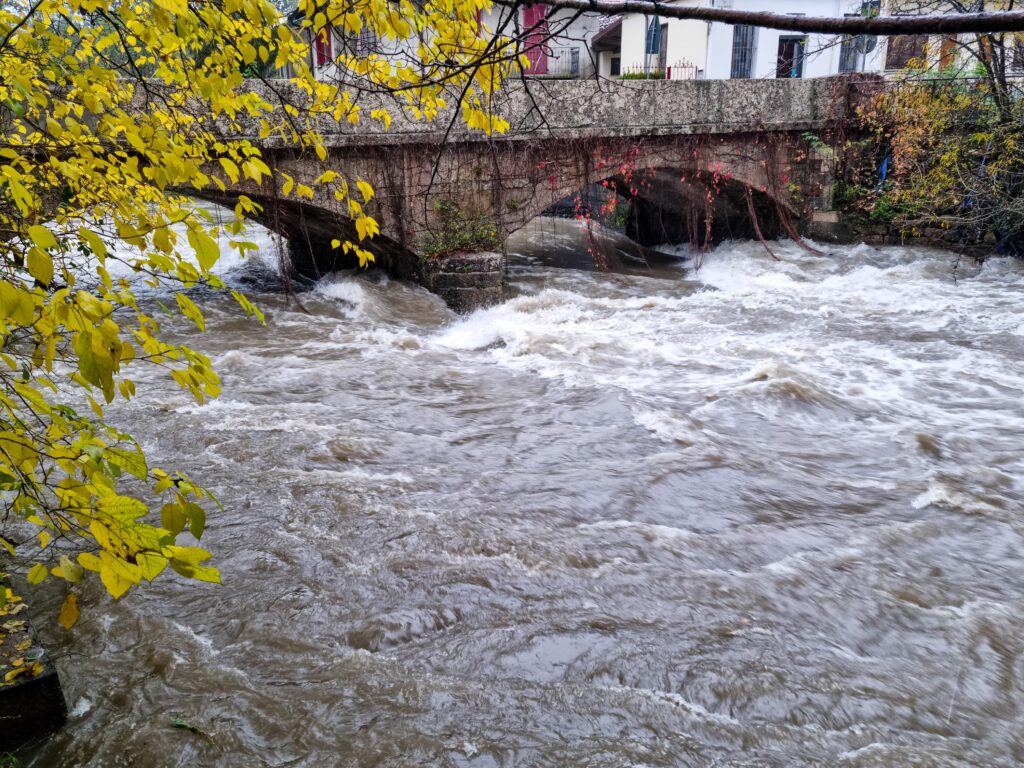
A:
[704, 1, 885, 79]
[295, 1, 1018, 84]
[598, 0, 889, 81]
[297, 4, 604, 82]
[480, 4, 604, 79]
[880, 1, 1024, 76]
[613, 0, 709, 79]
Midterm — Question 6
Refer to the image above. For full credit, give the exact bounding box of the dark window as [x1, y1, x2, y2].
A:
[569, 48, 580, 75]
[645, 17, 661, 55]
[610, 54, 621, 76]
[658, 23, 668, 71]
[840, 7, 880, 75]
[731, 24, 756, 79]
[354, 28, 378, 57]
[839, 12, 867, 73]
[839, 35, 858, 73]
[886, 34, 928, 70]
[776, 36, 805, 78]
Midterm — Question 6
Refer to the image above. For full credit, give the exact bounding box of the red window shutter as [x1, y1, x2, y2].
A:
[315, 29, 332, 67]
[522, 5, 549, 75]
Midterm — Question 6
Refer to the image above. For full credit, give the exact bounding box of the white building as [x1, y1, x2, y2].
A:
[296, 0, 990, 85]
[295, 4, 604, 82]
[595, 0, 889, 81]
[611, 0, 709, 78]
[480, 5, 604, 79]
[704, 0, 885, 80]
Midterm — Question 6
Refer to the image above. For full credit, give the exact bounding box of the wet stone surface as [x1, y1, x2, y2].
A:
[0, 587, 66, 750]
[418, 251, 505, 312]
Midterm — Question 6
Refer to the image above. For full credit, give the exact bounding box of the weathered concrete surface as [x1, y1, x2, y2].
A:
[238, 77, 846, 146]
[416, 252, 504, 313]
[219, 77, 853, 238]
[805, 209, 858, 244]
[222, 126, 833, 267]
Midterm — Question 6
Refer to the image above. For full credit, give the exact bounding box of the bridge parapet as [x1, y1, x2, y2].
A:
[240, 76, 855, 147]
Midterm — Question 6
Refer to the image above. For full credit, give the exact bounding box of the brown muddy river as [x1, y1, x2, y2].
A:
[22, 218, 1024, 766]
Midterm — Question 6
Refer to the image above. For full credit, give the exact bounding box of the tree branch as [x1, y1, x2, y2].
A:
[489, 1, 1024, 35]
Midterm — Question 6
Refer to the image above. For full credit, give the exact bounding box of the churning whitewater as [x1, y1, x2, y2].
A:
[26, 217, 1024, 766]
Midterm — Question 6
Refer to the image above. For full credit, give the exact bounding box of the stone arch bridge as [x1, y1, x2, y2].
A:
[203, 76, 860, 308]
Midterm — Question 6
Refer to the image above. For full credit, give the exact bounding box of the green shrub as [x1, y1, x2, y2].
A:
[832, 180, 869, 207]
[420, 200, 501, 258]
[618, 71, 665, 80]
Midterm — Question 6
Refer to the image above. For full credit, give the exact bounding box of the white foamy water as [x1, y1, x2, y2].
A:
[438, 241, 1024, 483]
[49, 199, 284, 290]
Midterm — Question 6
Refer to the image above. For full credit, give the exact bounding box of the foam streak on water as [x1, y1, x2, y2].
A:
[25, 227, 1024, 767]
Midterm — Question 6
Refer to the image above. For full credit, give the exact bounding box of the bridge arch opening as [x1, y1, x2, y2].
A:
[188, 191, 415, 282]
[532, 167, 787, 264]
[621, 169, 785, 249]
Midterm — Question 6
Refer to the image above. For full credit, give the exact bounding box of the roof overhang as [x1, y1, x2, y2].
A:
[590, 17, 622, 52]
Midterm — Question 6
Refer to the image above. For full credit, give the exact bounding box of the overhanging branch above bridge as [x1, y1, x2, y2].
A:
[491, 1, 1024, 35]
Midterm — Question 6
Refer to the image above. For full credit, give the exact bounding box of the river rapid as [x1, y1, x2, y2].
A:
[24, 217, 1024, 767]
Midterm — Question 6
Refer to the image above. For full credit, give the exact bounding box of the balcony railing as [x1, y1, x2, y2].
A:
[618, 60, 703, 81]
[525, 46, 582, 78]
[668, 60, 702, 80]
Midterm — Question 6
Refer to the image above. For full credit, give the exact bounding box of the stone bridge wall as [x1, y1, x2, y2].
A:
[242, 128, 824, 250]
[242, 76, 848, 145]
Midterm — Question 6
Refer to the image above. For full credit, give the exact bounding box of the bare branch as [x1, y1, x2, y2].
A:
[489, 1, 1024, 35]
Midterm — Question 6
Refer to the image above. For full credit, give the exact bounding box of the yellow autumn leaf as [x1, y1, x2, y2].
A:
[26, 563, 47, 585]
[59, 594, 79, 629]
[28, 225, 58, 250]
[186, 226, 220, 272]
[27, 247, 53, 285]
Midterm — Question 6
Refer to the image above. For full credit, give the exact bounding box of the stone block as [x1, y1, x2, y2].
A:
[803, 214, 857, 244]
[416, 251, 505, 312]
[435, 270, 503, 289]
[420, 253, 503, 276]
[0, 600, 66, 750]
[437, 286, 505, 313]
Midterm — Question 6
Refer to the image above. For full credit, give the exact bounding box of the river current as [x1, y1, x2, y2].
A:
[24, 218, 1024, 766]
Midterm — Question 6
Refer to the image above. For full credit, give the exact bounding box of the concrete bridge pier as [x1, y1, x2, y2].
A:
[415, 251, 505, 312]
